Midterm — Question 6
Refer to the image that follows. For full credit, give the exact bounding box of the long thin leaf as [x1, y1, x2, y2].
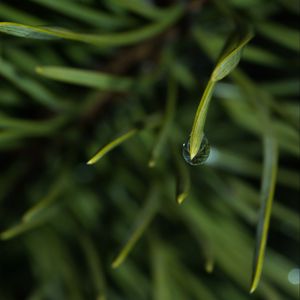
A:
[189, 26, 253, 159]
[149, 77, 177, 167]
[211, 27, 254, 81]
[0, 58, 68, 110]
[112, 186, 159, 268]
[0, 5, 183, 46]
[87, 114, 161, 165]
[36, 66, 134, 92]
[250, 136, 278, 293]
[30, 0, 134, 29]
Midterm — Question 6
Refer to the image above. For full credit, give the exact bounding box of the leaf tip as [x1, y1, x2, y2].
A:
[177, 193, 187, 204]
[148, 160, 156, 168]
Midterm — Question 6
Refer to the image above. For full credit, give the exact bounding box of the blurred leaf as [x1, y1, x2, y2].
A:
[36, 66, 134, 92]
[0, 58, 68, 110]
[0, 5, 183, 46]
[112, 185, 159, 268]
[250, 136, 278, 293]
[30, 0, 134, 29]
[257, 22, 300, 52]
[149, 76, 177, 167]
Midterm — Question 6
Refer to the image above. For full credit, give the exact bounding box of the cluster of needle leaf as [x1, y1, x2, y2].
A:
[0, 0, 299, 299]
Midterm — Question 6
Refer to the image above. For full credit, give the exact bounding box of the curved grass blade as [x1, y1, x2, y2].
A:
[189, 26, 253, 159]
[36, 66, 134, 92]
[149, 77, 177, 167]
[87, 129, 138, 165]
[0, 5, 183, 46]
[87, 114, 161, 165]
[0, 58, 68, 110]
[250, 136, 278, 293]
[22, 175, 67, 222]
[0, 209, 55, 240]
[112, 186, 159, 268]
[30, 0, 134, 29]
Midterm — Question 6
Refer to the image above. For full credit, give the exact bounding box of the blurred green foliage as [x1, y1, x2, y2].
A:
[0, 0, 299, 299]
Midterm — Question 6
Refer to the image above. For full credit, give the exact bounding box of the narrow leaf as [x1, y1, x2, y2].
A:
[211, 27, 254, 81]
[36, 66, 134, 92]
[30, 0, 134, 29]
[112, 186, 159, 268]
[0, 58, 67, 110]
[87, 129, 138, 165]
[250, 136, 278, 293]
[0, 6, 183, 46]
[189, 26, 253, 159]
[189, 80, 215, 159]
[22, 175, 66, 222]
[257, 22, 299, 52]
[173, 147, 190, 204]
[87, 114, 161, 165]
[149, 77, 177, 167]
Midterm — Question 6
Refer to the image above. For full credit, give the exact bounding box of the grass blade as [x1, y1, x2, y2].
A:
[87, 129, 137, 165]
[30, 0, 133, 29]
[36, 66, 134, 92]
[0, 58, 68, 110]
[211, 27, 254, 81]
[22, 175, 67, 222]
[0, 4, 42, 24]
[250, 136, 278, 293]
[109, 0, 166, 20]
[189, 26, 253, 159]
[112, 186, 159, 268]
[0, 5, 183, 46]
[257, 22, 300, 52]
[149, 77, 177, 167]
[173, 147, 190, 204]
[87, 114, 161, 165]
[79, 234, 107, 300]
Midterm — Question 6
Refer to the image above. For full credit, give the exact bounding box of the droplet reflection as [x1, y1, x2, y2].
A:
[288, 268, 300, 285]
[182, 134, 210, 166]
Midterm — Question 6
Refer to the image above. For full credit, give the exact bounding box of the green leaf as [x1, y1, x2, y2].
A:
[30, 0, 134, 29]
[250, 136, 278, 293]
[109, 0, 167, 20]
[257, 22, 299, 52]
[36, 66, 134, 92]
[87, 129, 138, 165]
[0, 58, 68, 110]
[0, 5, 183, 46]
[149, 77, 177, 167]
[0, 3, 42, 24]
[111, 186, 159, 268]
[173, 147, 190, 204]
[22, 175, 67, 222]
[211, 27, 254, 81]
[188, 26, 253, 159]
[87, 114, 161, 165]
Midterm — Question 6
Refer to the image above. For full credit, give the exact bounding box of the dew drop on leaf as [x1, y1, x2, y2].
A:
[182, 134, 210, 166]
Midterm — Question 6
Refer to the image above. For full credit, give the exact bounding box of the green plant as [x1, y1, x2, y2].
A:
[0, 1, 299, 299]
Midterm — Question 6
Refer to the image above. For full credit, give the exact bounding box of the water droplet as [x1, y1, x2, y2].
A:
[182, 134, 210, 166]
